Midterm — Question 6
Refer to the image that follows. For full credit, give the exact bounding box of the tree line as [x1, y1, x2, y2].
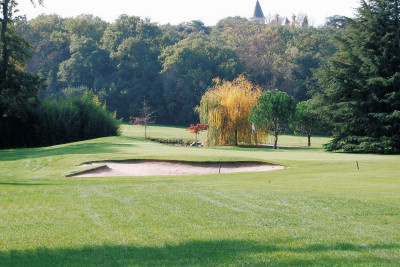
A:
[14, 13, 341, 126]
[199, 0, 400, 154]
[2, 0, 400, 153]
[0, 1, 119, 148]
[198, 75, 318, 149]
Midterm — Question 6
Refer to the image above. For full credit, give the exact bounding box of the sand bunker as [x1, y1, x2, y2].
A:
[71, 160, 285, 177]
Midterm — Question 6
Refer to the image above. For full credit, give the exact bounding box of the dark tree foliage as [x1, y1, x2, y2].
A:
[325, 15, 349, 29]
[15, 15, 70, 97]
[1, 2, 120, 148]
[249, 90, 296, 149]
[98, 15, 163, 121]
[0, 92, 120, 148]
[160, 37, 244, 125]
[288, 26, 339, 101]
[291, 100, 321, 146]
[12, 11, 342, 126]
[176, 20, 210, 36]
[317, 0, 400, 153]
[58, 36, 112, 89]
[291, 54, 321, 101]
[1, 0, 45, 123]
[212, 18, 289, 91]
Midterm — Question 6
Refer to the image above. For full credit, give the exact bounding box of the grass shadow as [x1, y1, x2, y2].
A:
[212, 145, 323, 153]
[0, 182, 52, 186]
[0, 240, 398, 266]
[241, 144, 321, 150]
[0, 142, 137, 162]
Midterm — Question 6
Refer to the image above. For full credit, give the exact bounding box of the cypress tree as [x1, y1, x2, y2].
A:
[317, 0, 400, 153]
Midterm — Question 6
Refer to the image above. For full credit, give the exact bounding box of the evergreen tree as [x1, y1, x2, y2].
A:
[316, 0, 400, 154]
[291, 100, 320, 147]
[1, 0, 45, 119]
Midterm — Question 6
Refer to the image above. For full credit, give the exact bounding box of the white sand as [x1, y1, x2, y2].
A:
[72, 160, 285, 177]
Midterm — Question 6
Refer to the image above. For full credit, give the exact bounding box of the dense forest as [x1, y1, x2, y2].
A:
[3, 0, 400, 153]
[14, 14, 344, 125]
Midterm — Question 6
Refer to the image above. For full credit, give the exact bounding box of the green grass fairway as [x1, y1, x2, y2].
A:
[122, 124, 330, 148]
[0, 125, 399, 266]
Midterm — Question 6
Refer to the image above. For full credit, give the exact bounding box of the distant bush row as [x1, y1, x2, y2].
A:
[0, 92, 120, 148]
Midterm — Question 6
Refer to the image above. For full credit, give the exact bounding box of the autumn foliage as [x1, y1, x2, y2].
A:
[187, 123, 209, 134]
[187, 123, 208, 145]
[197, 75, 263, 146]
[129, 97, 155, 139]
[130, 116, 145, 125]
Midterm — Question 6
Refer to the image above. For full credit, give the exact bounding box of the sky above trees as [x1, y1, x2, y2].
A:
[18, 0, 360, 26]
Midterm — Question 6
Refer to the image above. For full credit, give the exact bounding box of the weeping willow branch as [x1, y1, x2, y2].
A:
[197, 74, 264, 146]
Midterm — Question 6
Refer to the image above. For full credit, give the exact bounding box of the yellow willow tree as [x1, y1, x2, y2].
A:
[197, 75, 263, 146]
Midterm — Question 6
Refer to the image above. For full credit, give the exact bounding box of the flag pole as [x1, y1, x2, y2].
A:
[251, 123, 255, 145]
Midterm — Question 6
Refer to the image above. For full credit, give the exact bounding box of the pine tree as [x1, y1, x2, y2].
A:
[1, 0, 45, 147]
[316, 0, 400, 154]
[1, 0, 45, 119]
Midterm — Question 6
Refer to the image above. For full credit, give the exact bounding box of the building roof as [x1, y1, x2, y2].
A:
[276, 17, 291, 26]
[250, 1, 292, 26]
[269, 15, 291, 26]
[253, 0, 264, 19]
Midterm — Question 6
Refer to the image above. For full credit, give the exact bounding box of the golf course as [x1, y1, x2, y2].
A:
[0, 125, 399, 266]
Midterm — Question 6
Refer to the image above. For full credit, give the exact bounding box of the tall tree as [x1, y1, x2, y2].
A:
[291, 100, 320, 147]
[316, 0, 400, 153]
[1, 0, 44, 119]
[101, 15, 161, 53]
[245, 27, 289, 90]
[111, 36, 161, 118]
[160, 37, 244, 125]
[212, 18, 290, 90]
[58, 36, 112, 89]
[1, 0, 42, 83]
[14, 15, 70, 97]
[325, 15, 349, 29]
[287, 26, 338, 101]
[99, 15, 163, 120]
[62, 15, 108, 42]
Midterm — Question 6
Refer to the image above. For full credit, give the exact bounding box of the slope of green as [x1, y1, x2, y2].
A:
[0, 126, 399, 266]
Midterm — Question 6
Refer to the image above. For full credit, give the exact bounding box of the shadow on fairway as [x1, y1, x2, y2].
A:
[0, 240, 397, 266]
[0, 142, 137, 161]
[0, 182, 52, 186]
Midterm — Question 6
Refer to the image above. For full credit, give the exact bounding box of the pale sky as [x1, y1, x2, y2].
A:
[17, 0, 361, 26]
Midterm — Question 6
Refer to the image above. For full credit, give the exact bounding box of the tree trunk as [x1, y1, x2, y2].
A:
[273, 120, 278, 149]
[273, 132, 278, 149]
[307, 132, 311, 147]
[1, 0, 10, 88]
[234, 129, 238, 146]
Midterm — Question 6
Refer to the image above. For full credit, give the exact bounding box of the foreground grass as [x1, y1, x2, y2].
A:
[0, 127, 399, 266]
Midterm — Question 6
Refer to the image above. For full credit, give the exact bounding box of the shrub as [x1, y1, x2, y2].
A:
[0, 92, 120, 148]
